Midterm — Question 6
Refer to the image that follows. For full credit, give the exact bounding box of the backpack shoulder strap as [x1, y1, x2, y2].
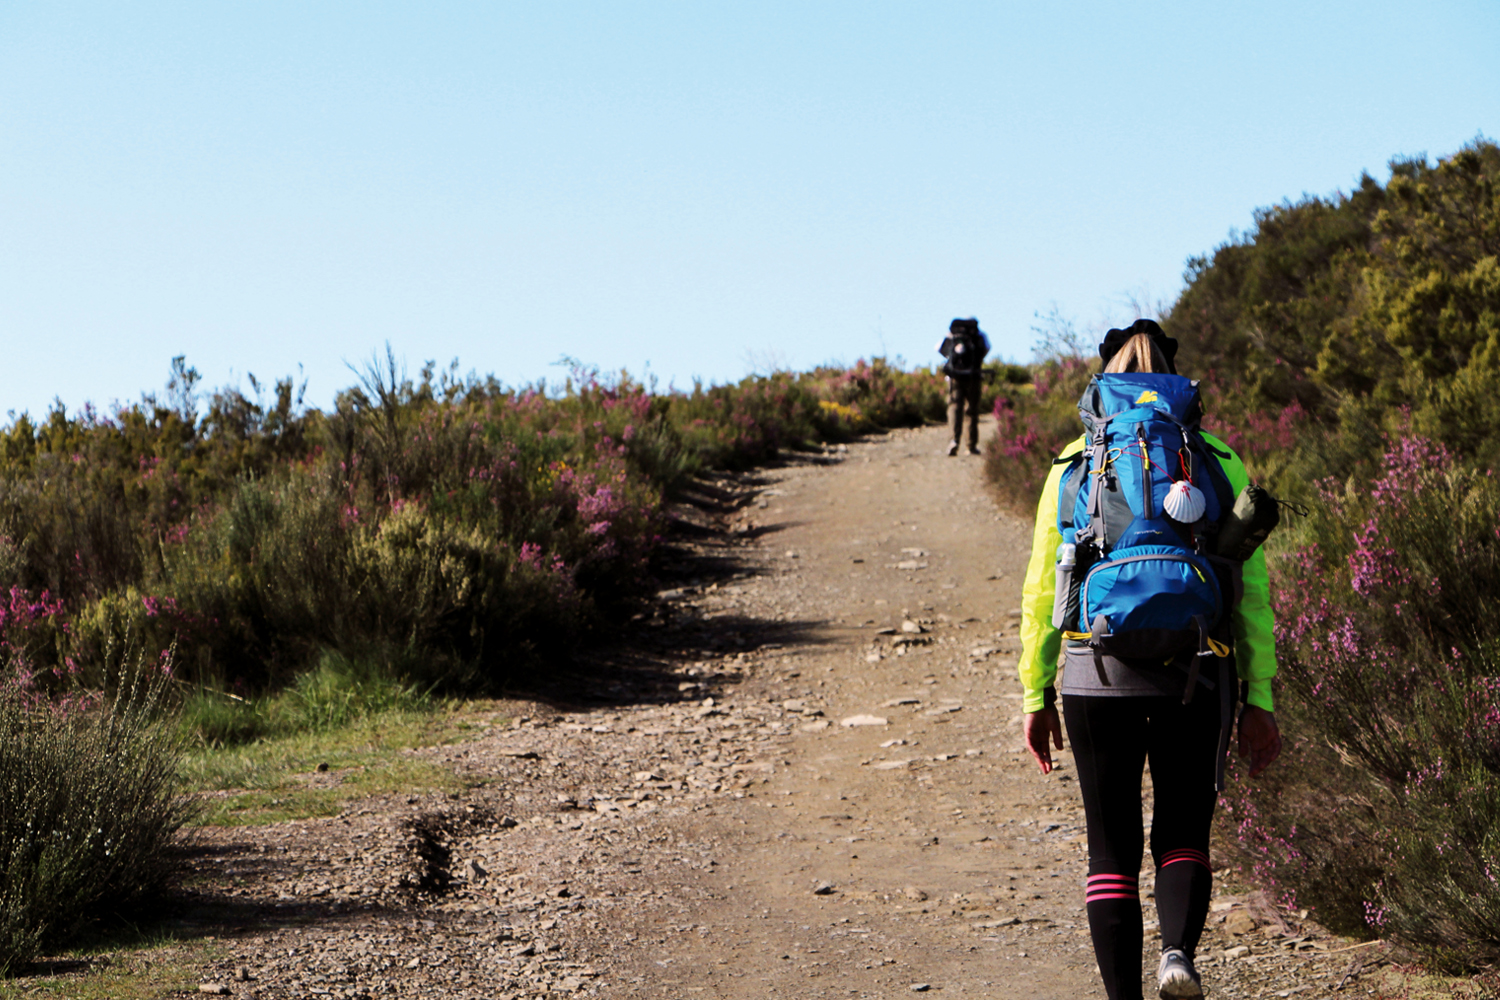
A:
[1056, 451, 1086, 530]
[1191, 430, 1235, 515]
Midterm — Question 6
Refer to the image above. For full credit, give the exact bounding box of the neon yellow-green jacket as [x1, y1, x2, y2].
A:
[1017, 433, 1277, 714]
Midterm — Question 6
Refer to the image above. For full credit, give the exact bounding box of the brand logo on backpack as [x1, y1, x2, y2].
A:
[1051, 373, 1235, 667]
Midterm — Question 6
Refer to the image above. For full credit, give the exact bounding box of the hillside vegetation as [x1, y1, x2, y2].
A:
[0, 355, 1031, 704]
[985, 138, 1500, 971]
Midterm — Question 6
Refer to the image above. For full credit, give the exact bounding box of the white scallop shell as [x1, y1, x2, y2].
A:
[1164, 479, 1206, 523]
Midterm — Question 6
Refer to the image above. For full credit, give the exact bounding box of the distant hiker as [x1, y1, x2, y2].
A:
[937, 317, 989, 456]
[1015, 319, 1282, 1000]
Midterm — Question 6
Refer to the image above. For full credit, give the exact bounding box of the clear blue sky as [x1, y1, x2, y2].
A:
[2, 1, 1496, 418]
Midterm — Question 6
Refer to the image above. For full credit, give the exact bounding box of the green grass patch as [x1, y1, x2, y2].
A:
[0, 936, 223, 1000]
[183, 701, 500, 826]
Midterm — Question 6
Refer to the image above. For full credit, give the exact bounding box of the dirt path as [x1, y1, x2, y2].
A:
[593, 418, 1100, 998]
[162, 419, 1360, 999]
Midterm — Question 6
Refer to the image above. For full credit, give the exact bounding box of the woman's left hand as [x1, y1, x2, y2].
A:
[1237, 706, 1282, 777]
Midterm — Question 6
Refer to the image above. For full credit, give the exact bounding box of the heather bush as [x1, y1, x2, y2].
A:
[0, 647, 191, 975]
[982, 356, 1094, 514]
[1221, 435, 1500, 968]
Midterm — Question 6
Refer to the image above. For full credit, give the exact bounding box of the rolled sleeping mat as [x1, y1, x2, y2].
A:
[1215, 483, 1281, 562]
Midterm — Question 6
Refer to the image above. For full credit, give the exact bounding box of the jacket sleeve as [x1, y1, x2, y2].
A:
[1018, 435, 1086, 713]
[1203, 434, 1278, 712]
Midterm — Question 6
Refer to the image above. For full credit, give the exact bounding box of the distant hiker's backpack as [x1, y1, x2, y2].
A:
[944, 321, 986, 377]
[1052, 373, 1238, 688]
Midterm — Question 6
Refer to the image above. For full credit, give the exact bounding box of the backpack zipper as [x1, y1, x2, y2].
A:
[1138, 425, 1152, 519]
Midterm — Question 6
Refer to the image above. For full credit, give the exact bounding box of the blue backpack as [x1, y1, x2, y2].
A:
[1053, 373, 1237, 696]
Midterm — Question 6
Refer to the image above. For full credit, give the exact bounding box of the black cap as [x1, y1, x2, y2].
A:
[1099, 319, 1178, 374]
[950, 317, 979, 333]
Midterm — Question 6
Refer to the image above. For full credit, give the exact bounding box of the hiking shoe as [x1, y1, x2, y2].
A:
[946, 441, 959, 456]
[967, 445, 981, 455]
[1157, 949, 1203, 999]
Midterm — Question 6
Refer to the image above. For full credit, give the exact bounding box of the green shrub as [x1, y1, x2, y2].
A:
[1166, 137, 1500, 483]
[0, 654, 191, 976]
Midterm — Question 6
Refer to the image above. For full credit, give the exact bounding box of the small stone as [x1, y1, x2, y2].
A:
[467, 858, 487, 880]
[198, 986, 230, 996]
[406, 957, 422, 968]
[233, 967, 250, 982]
[900, 620, 925, 633]
[902, 886, 928, 901]
[1223, 945, 1251, 960]
[865, 652, 883, 663]
[873, 760, 911, 770]
[840, 714, 888, 727]
[910, 984, 932, 992]
[882, 697, 920, 707]
[315, 761, 329, 772]
[1224, 910, 1257, 935]
[499, 816, 519, 828]
[812, 881, 836, 895]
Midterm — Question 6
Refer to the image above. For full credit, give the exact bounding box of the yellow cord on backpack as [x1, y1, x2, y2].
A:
[1063, 630, 1092, 641]
[1206, 637, 1231, 657]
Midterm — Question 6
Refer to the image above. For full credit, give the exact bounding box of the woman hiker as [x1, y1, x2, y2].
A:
[1016, 319, 1282, 1000]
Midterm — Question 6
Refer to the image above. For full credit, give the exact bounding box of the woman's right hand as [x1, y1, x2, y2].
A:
[1238, 706, 1282, 777]
[1024, 708, 1065, 774]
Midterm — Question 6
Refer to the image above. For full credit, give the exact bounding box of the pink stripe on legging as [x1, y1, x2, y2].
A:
[1160, 849, 1210, 868]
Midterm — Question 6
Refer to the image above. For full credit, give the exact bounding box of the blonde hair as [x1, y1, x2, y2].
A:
[1103, 333, 1169, 373]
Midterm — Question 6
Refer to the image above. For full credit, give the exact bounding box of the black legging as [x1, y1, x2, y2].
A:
[1062, 693, 1223, 1000]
